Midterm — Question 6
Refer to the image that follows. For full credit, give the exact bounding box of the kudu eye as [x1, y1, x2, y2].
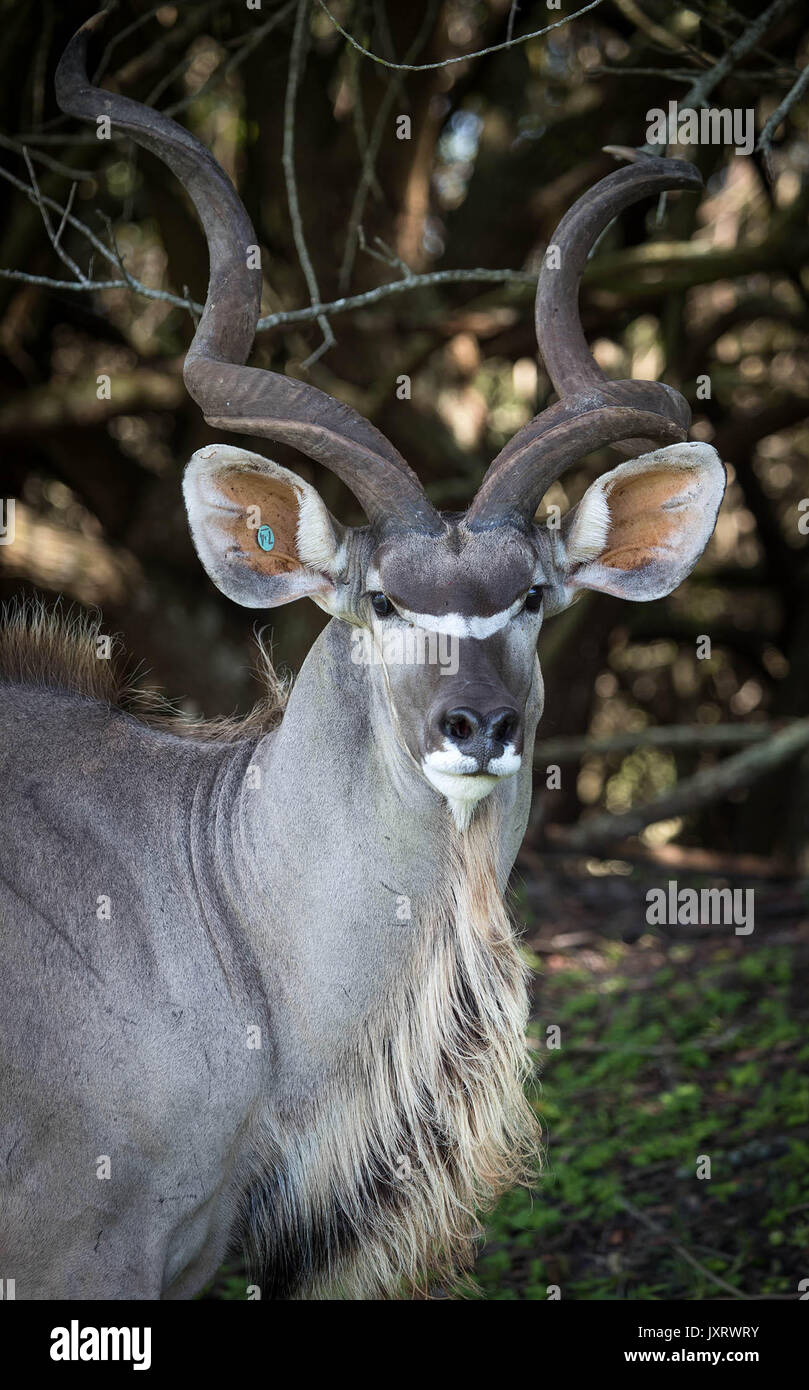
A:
[523, 585, 543, 613]
[370, 592, 393, 618]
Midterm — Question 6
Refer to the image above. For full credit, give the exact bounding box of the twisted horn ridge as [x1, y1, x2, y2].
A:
[467, 157, 703, 529]
[55, 13, 442, 536]
[467, 389, 684, 527]
[536, 157, 702, 406]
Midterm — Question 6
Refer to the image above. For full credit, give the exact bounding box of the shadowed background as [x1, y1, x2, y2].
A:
[1, 0, 807, 1299]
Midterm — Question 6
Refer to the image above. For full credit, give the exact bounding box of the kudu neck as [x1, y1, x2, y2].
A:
[234, 618, 535, 908]
[255, 617, 442, 832]
[195, 617, 536, 1081]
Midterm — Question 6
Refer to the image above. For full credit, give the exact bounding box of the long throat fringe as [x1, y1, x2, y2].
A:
[244, 801, 541, 1299]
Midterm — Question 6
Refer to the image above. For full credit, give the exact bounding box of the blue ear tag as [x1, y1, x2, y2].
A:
[256, 525, 275, 552]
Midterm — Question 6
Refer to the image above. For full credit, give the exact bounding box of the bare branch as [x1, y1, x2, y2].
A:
[356, 227, 410, 278]
[0, 149, 535, 325]
[22, 148, 87, 285]
[95, 0, 221, 89]
[628, 0, 802, 168]
[690, 0, 792, 71]
[256, 266, 535, 331]
[0, 158, 200, 316]
[552, 719, 809, 851]
[158, 1, 296, 119]
[98, 209, 183, 318]
[7, 162, 805, 339]
[618, 1199, 747, 1301]
[594, 65, 797, 83]
[347, 47, 381, 201]
[0, 269, 125, 292]
[91, 0, 196, 84]
[610, 0, 692, 54]
[315, 0, 606, 72]
[283, 0, 334, 366]
[10, 131, 106, 147]
[0, 254, 534, 330]
[757, 61, 809, 175]
[506, 2, 521, 45]
[337, 0, 439, 293]
[534, 723, 788, 764]
[677, 0, 799, 110]
[0, 133, 94, 180]
[0, 266, 199, 315]
[0, 163, 118, 268]
[53, 181, 78, 251]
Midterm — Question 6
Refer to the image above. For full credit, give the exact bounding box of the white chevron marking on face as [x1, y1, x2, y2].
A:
[395, 597, 524, 639]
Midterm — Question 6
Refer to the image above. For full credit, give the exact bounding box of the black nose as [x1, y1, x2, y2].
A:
[440, 705, 520, 756]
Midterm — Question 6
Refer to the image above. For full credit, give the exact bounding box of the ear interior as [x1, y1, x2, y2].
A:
[216, 468, 311, 576]
[184, 444, 343, 610]
[559, 441, 726, 604]
[603, 465, 704, 571]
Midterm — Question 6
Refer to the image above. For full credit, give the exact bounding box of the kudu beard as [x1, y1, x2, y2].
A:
[240, 802, 539, 1299]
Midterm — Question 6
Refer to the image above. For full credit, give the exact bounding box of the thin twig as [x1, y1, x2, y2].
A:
[0, 198, 534, 325]
[256, 266, 535, 330]
[0, 159, 199, 314]
[347, 46, 381, 201]
[283, 0, 334, 366]
[0, 267, 198, 312]
[618, 1198, 747, 1300]
[337, 0, 439, 292]
[315, 0, 606, 72]
[0, 133, 95, 180]
[159, 1, 296, 118]
[10, 131, 106, 146]
[506, 2, 521, 46]
[356, 227, 410, 278]
[94, 0, 221, 87]
[534, 723, 786, 764]
[0, 260, 533, 323]
[678, 0, 799, 110]
[92, 0, 182, 83]
[594, 65, 796, 82]
[757, 61, 809, 176]
[0, 163, 124, 268]
[22, 148, 87, 285]
[53, 181, 78, 249]
[98, 210, 146, 301]
[610, 0, 691, 55]
[690, 0, 795, 73]
[636, 0, 800, 164]
[554, 719, 809, 851]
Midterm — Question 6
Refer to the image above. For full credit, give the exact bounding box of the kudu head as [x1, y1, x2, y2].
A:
[57, 16, 725, 824]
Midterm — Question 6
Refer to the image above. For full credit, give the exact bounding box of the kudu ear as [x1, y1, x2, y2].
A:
[183, 445, 345, 611]
[547, 441, 725, 611]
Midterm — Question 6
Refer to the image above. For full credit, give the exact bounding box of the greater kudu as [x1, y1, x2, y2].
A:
[0, 14, 725, 1299]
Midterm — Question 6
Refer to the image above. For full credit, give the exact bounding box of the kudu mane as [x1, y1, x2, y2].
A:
[0, 598, 290, 742]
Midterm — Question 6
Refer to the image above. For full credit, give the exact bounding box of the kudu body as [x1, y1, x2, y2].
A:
[0, 16, 725, 1299]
